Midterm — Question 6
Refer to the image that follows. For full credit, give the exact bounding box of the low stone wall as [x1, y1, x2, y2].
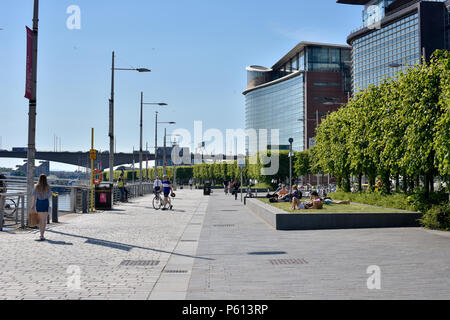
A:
[246, 198, 422, 231]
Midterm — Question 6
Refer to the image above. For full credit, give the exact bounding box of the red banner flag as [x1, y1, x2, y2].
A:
[25, 26, 33, 100]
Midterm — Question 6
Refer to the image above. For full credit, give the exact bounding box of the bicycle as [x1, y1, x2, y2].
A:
[152, 191, 163, 210]
[2, 197, 18, 219]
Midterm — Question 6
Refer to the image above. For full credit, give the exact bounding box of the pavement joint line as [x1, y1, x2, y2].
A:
[147, 195, 209, 300]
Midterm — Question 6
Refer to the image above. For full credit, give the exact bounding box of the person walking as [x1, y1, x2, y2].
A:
[118, 173, 128, 202]
[224, 180, 229, 195]
[232, 179, 240, 201]
[161, 175, 173, 211]
[154, 176, 162, 194]
[0, 174, 7, 222]
[189, 178, 193, 190]
[31, 174, 52, 241]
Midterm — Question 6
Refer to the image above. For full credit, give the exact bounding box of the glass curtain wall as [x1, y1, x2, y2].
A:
[352, 13, 420, 92]
[245, 74, 305, 152]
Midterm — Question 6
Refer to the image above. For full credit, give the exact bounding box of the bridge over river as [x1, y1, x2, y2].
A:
[0, 150, 239, 169]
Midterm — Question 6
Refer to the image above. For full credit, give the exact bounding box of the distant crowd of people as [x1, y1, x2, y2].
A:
[267, 183, 350, 211]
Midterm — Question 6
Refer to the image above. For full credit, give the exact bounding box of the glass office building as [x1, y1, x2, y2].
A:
[338, 0, 450, 92]
[245, 74, 305, 151]
[353, 12, 420, 90]
[243, 42, 351, 153]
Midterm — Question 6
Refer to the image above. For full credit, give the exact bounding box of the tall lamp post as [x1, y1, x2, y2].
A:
[289, 138, 294, 192]
[26, 0, 39, 216]
[162, 124, 176, 175]
[165, 134, 181, 189]
[139, 92, 167, 196]
[154, 118, 176, 179]
[109, 52, 150, 196]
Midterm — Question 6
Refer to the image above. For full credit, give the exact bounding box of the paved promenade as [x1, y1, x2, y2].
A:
[188, 193, 450, 299]
[0, 189, 208, 300]
[0, 189, 449, 300]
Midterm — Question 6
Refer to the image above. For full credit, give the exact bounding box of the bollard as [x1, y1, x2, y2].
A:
[82, 190, 88, 213]
[52, 193, 59, 223]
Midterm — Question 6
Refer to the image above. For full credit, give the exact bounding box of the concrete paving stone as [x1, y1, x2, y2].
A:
[2, 189, 449, 300]
[186, 192, 450, 300]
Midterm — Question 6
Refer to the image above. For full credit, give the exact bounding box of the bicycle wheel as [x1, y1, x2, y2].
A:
[152, 195, 162, 210]
[3, 198, 17, 218]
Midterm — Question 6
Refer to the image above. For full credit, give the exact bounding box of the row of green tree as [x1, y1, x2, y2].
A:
[308, 50, 449, 198]
[103, 51, 448, 194]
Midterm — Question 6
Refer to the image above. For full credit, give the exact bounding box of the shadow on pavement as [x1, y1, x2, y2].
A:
[46, 239, 73, 246]
[47, 230, 214, 261]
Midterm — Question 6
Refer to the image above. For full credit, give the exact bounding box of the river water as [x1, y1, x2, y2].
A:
[4, 184, 72, 212]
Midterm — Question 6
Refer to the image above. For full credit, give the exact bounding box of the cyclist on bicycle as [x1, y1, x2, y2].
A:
[161, 175, 173, 211]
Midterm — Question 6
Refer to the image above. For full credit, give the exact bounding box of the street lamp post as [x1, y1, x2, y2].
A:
[26, 0, 39, 216]
[163, 127, 167, 175]
[139, 92, 167, 196]
[165, 134, 181, 190]
[289, 138, 293, 192]
[162, 123, 176, 175]
[109, 52, 150, 203]
[154, 118, 175, 179]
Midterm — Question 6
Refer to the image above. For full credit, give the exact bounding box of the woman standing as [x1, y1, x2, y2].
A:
[31, 174, 52, 241]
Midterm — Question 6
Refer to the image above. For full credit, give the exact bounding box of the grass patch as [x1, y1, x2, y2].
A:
[252, 182, 272, 189]
[330, 191, 416, 211]
[258, 198, 413, 214]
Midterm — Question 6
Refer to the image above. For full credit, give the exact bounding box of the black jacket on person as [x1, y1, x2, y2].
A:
[0, 174, 6, 193]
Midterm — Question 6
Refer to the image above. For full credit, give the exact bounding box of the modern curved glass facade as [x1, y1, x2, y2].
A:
[245, 73, 305, 152]
[246, 66, 273, 89]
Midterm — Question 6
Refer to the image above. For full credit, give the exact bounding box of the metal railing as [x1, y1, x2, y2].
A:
[0, 192, 27, 231]
[112, 183, 154, 203]
[0, 178, 154, 231]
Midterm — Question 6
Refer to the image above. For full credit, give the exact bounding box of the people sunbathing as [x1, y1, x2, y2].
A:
[292, 191, 350, 210]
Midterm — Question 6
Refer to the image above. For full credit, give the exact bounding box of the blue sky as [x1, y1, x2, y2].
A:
[0, 0, 362, 170]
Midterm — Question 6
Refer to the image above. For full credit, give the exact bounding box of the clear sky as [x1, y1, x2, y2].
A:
[0, 0, 362, 171]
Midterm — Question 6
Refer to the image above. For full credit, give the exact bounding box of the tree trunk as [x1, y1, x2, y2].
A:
[402, 173, 408, 194]
[337, 177, 342, 190]
[369, 175, 376, 192]
[381, 171, 391, 194]
[395, 174, 400, 193]
[424, 174, 430, 200]
[344, 175, 351, 193]
[358, 173, 362, 193]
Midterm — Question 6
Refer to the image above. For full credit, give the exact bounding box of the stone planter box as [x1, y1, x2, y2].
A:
[246, 198, 422, 231]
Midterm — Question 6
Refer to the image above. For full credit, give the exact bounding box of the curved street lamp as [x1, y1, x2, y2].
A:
[109, 51, 150, 194]
[139, 92, 168, 195]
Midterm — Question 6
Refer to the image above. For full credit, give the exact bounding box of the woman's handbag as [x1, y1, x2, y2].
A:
[28, 210, 40, 227]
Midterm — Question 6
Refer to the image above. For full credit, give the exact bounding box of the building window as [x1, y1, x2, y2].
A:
[313, 82, 340, 87]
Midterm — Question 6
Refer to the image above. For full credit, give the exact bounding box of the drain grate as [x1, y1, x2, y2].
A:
[120, 260, 160, 266]
[189, 223, 202, 225]
[164, 269, 188, 273]
[269, 258, 308, 265]
[180, 240, 198, 242]
[213, 224, 235, 227]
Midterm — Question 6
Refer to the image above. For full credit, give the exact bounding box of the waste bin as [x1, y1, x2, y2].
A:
[95, 183, 113, 210]
[203, 181, 211, 196]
